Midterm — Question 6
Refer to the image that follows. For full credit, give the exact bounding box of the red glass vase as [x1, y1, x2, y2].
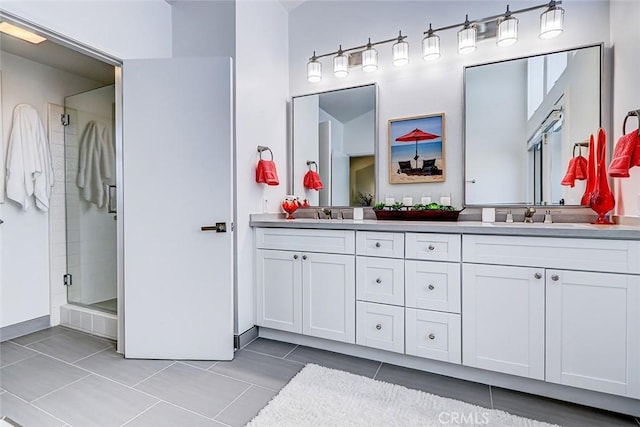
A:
[281, 196, 300, 220]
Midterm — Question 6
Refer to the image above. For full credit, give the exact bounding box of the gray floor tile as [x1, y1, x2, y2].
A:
[125, 402, 223, 427]
[0, 355, 88, 402]
[210, 349, 303, 391]
[244, 338, 297, 358]
[135, 363, 250, 418]
[215, 385, 277, 427]
[491, 386, 638, 427]
[27, 330, 115, 363]
[285, 345, 380, 378]
[74, 348, 174, 386]
[375, 363, 493, 408]
[34, 375, 158, 427]
[0, 342, 38, 367]
[9, 326, 68, 346]
[0, 392, 66, 427]
[180, 360, 218, 370]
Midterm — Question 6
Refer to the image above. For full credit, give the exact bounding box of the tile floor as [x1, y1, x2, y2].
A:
[1, 326, 638, 427]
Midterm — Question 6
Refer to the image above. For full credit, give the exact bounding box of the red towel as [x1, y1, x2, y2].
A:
[608, 130, 640, 178]
[255, 159, 279, 186]
[561, 157, 577, 187]
[574, 155, 588, 180]
[303, 170, 323, 190]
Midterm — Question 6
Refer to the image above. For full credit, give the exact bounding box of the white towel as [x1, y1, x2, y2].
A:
[77, 120, 114, 208]
[5, 104, 54, 211]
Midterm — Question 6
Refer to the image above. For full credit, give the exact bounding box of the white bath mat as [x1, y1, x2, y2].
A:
[246, 364, 560, 427]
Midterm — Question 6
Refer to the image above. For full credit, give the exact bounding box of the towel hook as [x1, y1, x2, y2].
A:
[257, 145, 273, 161]
[306, 160, 318, 172]
[622, 110, 640, 137]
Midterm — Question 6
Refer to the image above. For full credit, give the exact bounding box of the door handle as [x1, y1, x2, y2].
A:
[201, 222, 226, 232]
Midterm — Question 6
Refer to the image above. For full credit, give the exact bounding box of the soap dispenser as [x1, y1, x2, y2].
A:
[505, 210, 514, 223]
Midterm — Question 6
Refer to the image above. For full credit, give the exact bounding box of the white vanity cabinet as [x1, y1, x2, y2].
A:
[355, 231, 405, 353]
[463, 235, 640, 398]
[255, 228, 356, 344]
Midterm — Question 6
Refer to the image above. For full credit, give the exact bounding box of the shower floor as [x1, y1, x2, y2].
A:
[88, 298, 117, 314]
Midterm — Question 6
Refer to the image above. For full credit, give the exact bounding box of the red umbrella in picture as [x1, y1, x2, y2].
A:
[395, 128, 440, 167]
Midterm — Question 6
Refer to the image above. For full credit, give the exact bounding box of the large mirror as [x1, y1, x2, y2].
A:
[464, 44, 602, 206]
[291, 84, 377, 207]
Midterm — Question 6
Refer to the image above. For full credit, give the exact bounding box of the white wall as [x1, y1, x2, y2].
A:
[343, 110, 375, 156]
[172, 1, 235, 58]
[289, 0, 611, 207]
[0, 52, 104, 328]
[235, 0, 289, 334]
[1, 1, 172, 59]
[610, 0, 640, 217]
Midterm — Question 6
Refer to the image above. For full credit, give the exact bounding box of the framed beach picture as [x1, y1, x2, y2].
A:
[388, 113, 445, 184]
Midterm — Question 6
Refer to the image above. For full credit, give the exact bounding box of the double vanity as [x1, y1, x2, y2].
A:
[251, 216, 640, 416]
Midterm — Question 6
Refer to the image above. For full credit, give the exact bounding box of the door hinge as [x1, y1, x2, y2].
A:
[63, 273, 72, 286]
[231, 222, 235, 231]
[61, 114, 70, 126]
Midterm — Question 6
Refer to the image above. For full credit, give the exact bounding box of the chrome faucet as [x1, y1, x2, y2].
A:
[524, 207, 536, 223]
[317, 208, 332, 219]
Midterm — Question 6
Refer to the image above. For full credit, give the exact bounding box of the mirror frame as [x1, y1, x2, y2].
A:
[288, 83, 379, 207]
[462, 43, 604, 208]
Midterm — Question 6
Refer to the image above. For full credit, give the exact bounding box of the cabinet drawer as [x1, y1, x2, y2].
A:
[356, 257, 404, 306]
[356, 302, 404, 354]
[405, 308, 461, 364]
[356, 231, 404, 258]
[256, 228, 355, 254]
[405, 261, 460, 313]
[463, 235, 640, 274]
[406, 233, 461, 262]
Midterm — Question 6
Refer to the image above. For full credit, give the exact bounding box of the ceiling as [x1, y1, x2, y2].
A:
[0, 32, 115, 85]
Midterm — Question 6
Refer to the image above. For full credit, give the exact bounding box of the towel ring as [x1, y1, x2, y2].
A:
[622, 110, 640, 137]
[306, 160, 318, 172]
[257, 145, 273, 161]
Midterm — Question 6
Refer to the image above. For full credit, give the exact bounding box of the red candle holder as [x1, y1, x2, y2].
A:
[281, 197, 300, 220]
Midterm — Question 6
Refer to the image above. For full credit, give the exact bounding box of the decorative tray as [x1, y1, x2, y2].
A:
[373, 208, 462, 221]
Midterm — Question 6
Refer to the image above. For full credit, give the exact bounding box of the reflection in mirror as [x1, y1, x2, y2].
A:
[292, 84, 376, 207]
[464, 44, 601, 206]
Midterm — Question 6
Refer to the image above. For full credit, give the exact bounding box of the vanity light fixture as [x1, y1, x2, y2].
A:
[496, 5, 518, 47]
[392, 31, 409, 67]
[457, 15, 477, 54]
[306, 32, 408, 82]
[539, 1, 565, 39]
[333, 46, 349, 78]
[422, 1, 563, 60]
[0, 21, 46, 44]
[307, 52, 322, 83]
[422, 24, 440, 62]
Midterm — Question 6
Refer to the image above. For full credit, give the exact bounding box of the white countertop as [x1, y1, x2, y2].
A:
[250, 214, 640, 240]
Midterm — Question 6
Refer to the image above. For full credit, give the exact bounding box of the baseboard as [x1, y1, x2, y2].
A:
[259, 328, 640, 417]
[0, 316, 50, 342]
[60, 305, 117, 340]
[235, 325, 259, 349]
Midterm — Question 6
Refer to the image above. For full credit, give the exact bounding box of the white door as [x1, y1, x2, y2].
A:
[462, 264, 545, 379]
[256, 249, 302, 333]
[546, 270, 640, 398]
[303, 253, 355, 343]
[122, 58, 233, 360]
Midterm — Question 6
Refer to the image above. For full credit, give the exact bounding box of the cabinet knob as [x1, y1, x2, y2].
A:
[534, 272, 542, 279]
[428, 244, 435, 251]
[428, 284, 435, 291]
[302, 255, 307, 260]
[428, 333, 435, 340]
[293, 254, 299, 260]
[551, 274, 559, 281]
[376, 324, 382, 330]
[375, 242, 381, 248]
[376, 278, 382, 284]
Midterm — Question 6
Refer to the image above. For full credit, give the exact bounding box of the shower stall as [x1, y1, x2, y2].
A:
[64, 85, 117, 314]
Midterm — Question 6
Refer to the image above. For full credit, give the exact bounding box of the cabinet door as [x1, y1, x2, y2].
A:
[356, 301, 405, 353]
[462, 264, 545, 379]
[356, 256, 404, 306]
[405, 260, 461, 313]
[546, 270, 640, 398]
[303, 253, 355, 343]
[256, 249, 302, 333]
[406, 308, 461, 363]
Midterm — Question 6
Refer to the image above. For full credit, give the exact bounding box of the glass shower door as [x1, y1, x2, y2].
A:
[64, 85, 117, 313]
